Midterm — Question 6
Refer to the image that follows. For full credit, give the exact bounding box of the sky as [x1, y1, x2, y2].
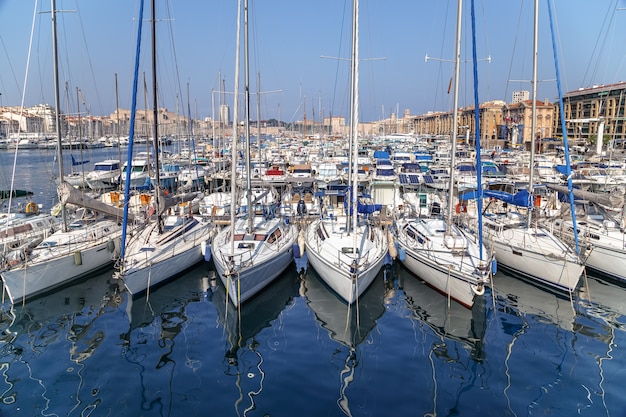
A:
[0, 0, 625, 123]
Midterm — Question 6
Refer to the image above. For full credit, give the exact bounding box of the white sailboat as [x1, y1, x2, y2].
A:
[114, 0, 215, 297]
[394, 0, 492, 309]
[212, 0, 297, 307]
[304, 0, 388, 304]
[1, 2, 124, 304]
[547, 199, 624, 283]
[477, 0, 584, 295]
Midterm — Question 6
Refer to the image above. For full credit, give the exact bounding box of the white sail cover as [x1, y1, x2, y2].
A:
[58, 181, 134, 221]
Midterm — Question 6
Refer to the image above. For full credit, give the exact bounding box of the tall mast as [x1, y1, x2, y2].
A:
[229, 0, 242, 255]
[527, 0, 539, 226]
[349, 0, 359, 238]
[115, 73, 122, 189]
[51, 0, 68, 232]
[244, 0, 253, 233]
[446, 0, 463, 228]
[150, 0, 163, 232]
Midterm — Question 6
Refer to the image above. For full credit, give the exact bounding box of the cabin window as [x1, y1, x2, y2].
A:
[342, 247, 359, 254]
[238, 242, 254, 249]
[267, 228, 282, 244]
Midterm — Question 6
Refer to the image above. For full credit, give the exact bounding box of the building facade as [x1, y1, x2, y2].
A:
[554, 82, 626, 146]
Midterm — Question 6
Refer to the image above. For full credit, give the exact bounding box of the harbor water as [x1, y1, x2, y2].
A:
[1, 148, 625, 416]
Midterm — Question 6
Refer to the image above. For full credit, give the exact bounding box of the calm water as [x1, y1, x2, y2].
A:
[1, 148, 626, 416]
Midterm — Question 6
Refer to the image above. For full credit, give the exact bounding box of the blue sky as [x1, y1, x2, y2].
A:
[0, 0, 624, 123]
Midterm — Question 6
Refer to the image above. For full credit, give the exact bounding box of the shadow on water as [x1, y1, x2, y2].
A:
[1, 268, 122, 345]
[211, 264, 300, 416]
[118, 262, 211, 415]
[301, 264, 389, 417]
[212, 265, 300, 364]
[493, 271, 577, 332]
[0, 267, 123, 413]
[399, 261, 487, 363]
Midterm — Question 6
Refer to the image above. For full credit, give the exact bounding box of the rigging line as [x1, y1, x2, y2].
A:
[0, 36, 24, 105]
[580, 0, 619, 85]
[433, 0, 453, 112]
[5, 0, 39, 226]
[502, 0, 526, 103]
[72, 0, 104, 116]
[328, 0, 349, 126]
[163, 0, 188, 122]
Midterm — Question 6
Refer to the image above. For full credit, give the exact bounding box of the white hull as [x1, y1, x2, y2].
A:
[213, 242, 294, 306]
[549, 214, 625, 283]
[305, 217, 387, 304]
[400, 246, 483, 308]
[86, 174, 119, 191]
[2, 235, 120, 303]
[396, 218, 490, 309]
[212, 216, 297, 306]
[489, 234, 583, 293]
[585, 243, 626, 282]
[117, 217, 214, 296]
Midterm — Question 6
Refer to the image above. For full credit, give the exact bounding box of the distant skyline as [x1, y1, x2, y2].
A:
[0, 0, 624, 123]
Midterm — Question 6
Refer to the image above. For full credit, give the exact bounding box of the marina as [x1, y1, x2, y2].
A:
[1, 139, 626, 415]
[1, 255, 625, 416]
[1, 1, 626, 415]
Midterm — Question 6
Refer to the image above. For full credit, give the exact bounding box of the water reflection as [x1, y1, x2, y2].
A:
[398, 263, 487, 416]
[494, 272, 576, 332]
[400, 264, 487, 362]
[212, 266, 299, 416]
[493, 272, 580, 417]
[577, 276, 626, 416]
[120, 264, 207, 414]
[0, 268, 122, 414]
[302, 265, 388, 417]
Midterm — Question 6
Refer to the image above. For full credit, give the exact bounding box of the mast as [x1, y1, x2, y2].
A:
[150, 0, 163, 233]
[51, 0, 68, 232]
[119, 0, 146, 262]
[244, 0, 253, 233]
[76, 86, 85, 187]
[229, 0, 243, 255]
[470, 0, 484, 260]
[446, 0, 463, 229]
[348, 0, 359, 237]
[115, 73, 122, 189]
[527, 0, 538, 226]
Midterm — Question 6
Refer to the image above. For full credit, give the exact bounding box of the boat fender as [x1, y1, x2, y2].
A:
[491, 258, 497, 275]
[387, 230, 397, 260]
[74, 251, 83, 266]
[107, 239, 115, 253]
[201, 240, 212, 262]
[25, 202, 38, 215]
[298, 230, 306, 257]
[398, 247, 406, 262]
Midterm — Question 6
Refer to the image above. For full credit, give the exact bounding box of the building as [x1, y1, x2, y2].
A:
[502, 99, 554, 150]
[512, 90, 529, 104]
[554, 82, 626, 146]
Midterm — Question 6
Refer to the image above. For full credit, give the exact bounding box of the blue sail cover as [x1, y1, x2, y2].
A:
[485, 189, 531, 207]
[357, 199, 382, 214]
[71, 154, 89, 166]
